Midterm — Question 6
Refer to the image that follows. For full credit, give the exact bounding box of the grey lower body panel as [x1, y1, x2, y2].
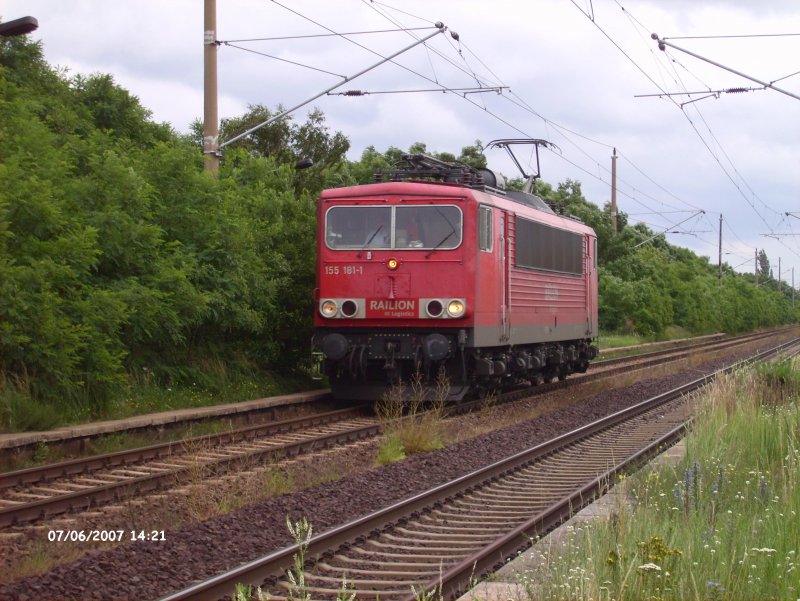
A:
[469, 322, 596, 348]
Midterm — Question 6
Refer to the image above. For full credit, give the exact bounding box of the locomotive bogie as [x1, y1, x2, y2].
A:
[315, 325, 599, 401]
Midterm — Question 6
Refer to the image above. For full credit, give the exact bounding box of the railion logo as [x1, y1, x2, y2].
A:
[369, 299, 416, 311]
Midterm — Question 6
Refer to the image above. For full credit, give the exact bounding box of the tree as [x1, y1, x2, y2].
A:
[1, 36, 348, 409]
[757, 249, 771, 282]
[218, 105, 349, 195]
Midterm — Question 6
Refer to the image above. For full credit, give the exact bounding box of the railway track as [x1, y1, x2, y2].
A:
[588, 327, 780, 374]
[161, 338, 800, 601]
[0, 328, 790, 528]
[448, 327, 788, 411]
[0, 390, 335, 463]
[0, 408, 377, 527]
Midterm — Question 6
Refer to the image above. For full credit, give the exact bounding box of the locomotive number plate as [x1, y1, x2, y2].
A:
[324, 264, 364, 276]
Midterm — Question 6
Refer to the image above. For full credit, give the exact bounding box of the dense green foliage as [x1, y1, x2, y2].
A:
[526, 179, 797, 336]
[0, 36, 796, 429]
[1, 37, 341, 422]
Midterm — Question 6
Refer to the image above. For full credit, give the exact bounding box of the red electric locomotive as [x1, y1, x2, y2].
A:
[313, 143, 598, 401]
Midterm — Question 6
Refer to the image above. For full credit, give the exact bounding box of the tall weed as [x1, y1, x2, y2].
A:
[375, 369, 448, 464]
[516, 358, 800, 601]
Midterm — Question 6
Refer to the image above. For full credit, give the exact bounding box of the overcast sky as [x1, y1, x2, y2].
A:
[3, 0, 799, 285]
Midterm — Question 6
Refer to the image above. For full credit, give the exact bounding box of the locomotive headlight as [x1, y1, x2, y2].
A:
[387, 258, 399, 270]
[320, 299, 338, 318]
[446, 299, 466, 318]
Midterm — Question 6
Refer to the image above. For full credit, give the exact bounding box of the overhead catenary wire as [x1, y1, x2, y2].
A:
[658, 45, 789, 230]
[570, 4, 798, 264]
[360, 0, 708, 224]
[362, 0, 731, 243]
[219, 26, 437, 43]
[236, 0, 794, 272]
[664, 32, 800, 41]
[221, 42, 346, 78]
[653, 34, 800, 103]
[328, 86, 507, 96]
[609, 6, 798, 261]
[218, 22, 447, 150]
[608, 1, 797, 258]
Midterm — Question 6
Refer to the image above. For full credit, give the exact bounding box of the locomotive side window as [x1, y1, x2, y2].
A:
[515, 217, 583, 275]
[478, 206, 493, 252]
[326, 205, 462, 251]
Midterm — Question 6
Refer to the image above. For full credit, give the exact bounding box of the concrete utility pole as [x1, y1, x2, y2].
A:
[611, 148, 618, 237]
[755, 248, 759, 285]
[203, 0, 219, 174]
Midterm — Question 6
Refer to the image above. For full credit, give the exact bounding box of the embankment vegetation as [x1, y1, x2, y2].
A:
[517, 357, 800, 601]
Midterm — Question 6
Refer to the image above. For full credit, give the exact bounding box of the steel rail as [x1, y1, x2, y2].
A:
[592, 328, 778, 368]
[0, 390, 336, 462]
[0, 406, 368, 490]
[406, 337, 800, 601]
[159, 337, 798, 601]
[1, 327, 784, 468]
[0, 416, 378, 527]
[472, 327, 789, 407]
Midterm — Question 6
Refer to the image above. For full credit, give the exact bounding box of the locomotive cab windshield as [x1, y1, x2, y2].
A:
[325, 205, 462, 251]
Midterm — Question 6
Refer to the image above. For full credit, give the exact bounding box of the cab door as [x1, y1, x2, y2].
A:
[585, 234, 598, 336]
[475, 204, 506, 346]
[499, 210, 510, 342]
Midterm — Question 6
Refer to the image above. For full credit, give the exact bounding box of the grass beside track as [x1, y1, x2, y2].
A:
[509, 357, 800, 601]
[1, 369, 321, 434]
[599, 325, 694, 350]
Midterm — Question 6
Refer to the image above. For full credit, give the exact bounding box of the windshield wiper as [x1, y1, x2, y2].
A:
[425, 208, 457, 258]
[425, 229, 455, 258]
[358, 225, 383, 257]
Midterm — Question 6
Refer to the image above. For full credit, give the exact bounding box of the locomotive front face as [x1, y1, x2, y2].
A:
[313, 178, 599, 402]
[314, 193, 472, 400]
